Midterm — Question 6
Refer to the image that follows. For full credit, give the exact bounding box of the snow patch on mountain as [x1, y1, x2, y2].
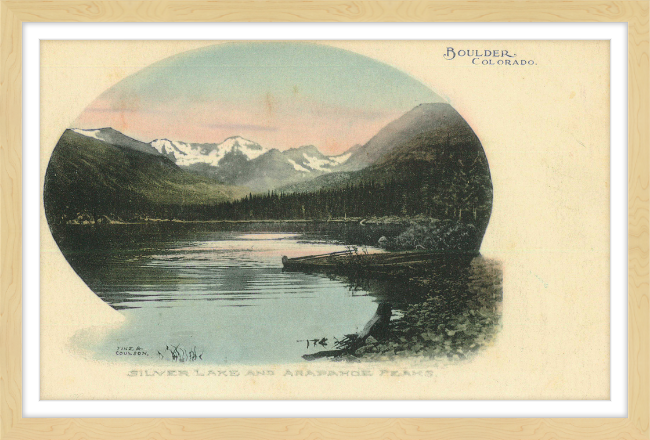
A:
[329, 152, 352, 165]
[287, 159, 310, 173]
[302, 153, 335, 171]
[72, 128, 104, 140]
[151, 139, 195, 160]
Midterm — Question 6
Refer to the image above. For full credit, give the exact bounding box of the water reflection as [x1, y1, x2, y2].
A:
[54, 222, 501, 364]
[61, 224, 385, 364]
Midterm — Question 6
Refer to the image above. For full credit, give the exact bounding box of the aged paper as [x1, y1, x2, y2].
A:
[40, 40, 609, 400]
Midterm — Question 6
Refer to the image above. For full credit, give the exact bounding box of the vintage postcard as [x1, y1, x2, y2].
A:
[40, 40, 610, 400]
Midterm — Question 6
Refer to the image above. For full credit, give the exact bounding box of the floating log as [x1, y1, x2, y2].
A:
[282, 250, 476, 276]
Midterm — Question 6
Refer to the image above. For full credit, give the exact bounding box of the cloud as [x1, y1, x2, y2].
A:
[203, 123, 278, 132]
[83, 106, 172, 115]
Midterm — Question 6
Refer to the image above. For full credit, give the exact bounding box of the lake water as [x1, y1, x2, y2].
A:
[60, 223, 394, 364]
[55, 222, 503, 365]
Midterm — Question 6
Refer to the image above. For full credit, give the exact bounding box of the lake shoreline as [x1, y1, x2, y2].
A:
[63, 215, 439, 227]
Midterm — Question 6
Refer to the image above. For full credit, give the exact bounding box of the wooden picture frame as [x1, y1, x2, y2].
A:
[1, 1, 647, 439]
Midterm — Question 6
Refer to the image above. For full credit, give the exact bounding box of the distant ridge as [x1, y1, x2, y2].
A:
[71, 128, 358, 192]
[71, 127, 161, 156]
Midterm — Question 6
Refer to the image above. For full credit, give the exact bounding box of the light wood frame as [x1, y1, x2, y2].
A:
[1, 1, 648, 439]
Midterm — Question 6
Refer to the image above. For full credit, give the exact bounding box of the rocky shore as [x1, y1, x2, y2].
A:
[309, 256, 503, 363]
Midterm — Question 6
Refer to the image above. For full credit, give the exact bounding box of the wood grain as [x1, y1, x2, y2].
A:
[1, 2, 23, 440]
[1, 1, 648, 439]
[628, 1, 650, 437]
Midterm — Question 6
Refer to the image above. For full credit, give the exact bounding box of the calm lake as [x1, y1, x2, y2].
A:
[60, 222, 403, 364]
[55, 222, 502, 365]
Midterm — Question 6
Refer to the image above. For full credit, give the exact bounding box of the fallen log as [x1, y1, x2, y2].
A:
[283, 250, 476, 277]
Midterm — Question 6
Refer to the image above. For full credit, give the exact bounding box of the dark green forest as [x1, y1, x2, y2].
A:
[181, 167, 491, 231]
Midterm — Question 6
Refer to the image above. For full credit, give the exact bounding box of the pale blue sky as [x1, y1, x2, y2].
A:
[76, 42, 443, 154]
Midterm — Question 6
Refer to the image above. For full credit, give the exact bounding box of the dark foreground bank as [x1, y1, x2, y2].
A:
[301, 255, 503, 363]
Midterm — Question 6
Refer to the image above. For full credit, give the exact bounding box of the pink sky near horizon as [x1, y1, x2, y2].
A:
[72, 96, 403, 155]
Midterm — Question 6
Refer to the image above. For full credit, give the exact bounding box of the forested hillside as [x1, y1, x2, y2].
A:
[44, 130, 244, 225]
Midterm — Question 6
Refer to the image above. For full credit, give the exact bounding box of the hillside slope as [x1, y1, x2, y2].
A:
[277, 102, 493, 245]
[339, 103, 469, 170]
[44, 129, 244, 224]
[71, 127, 161, 156]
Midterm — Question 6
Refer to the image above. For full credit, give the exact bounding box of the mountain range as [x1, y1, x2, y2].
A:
[72, 129, 360, 192]
[45, 103, 493, 239]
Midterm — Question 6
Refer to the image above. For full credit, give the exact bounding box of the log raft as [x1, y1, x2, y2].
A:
[281, 249, 477, 276]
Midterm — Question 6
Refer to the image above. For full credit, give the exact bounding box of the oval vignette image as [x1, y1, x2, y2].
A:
[43, 42, 502, 365]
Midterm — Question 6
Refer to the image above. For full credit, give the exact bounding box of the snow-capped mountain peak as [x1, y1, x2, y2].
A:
[219, 136, 265, 156]
[150, 136, 267, 167]
[279, 144, 352, 173]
